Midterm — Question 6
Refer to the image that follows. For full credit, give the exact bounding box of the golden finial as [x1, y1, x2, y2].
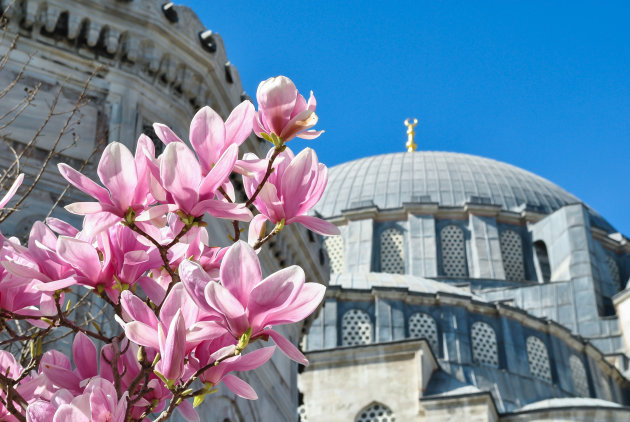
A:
[404, 118, 418, 152]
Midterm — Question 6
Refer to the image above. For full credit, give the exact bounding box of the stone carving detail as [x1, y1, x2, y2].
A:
[355, 403, 395, 422]
[500, 229, 525, 281]
[471, 321, 498, 367]
[342, 309, 372, 346]
[527, 336, 552, 382]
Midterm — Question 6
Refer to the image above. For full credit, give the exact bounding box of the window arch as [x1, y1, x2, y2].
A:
[380, 228, 404, 274]
[470, 322, 498, 367]
[408, 312, 438, 351]
[569, 355, 589, 397]
[342, 309, 372, 346]
[500, 230, 525, 281]
[440, 225, 467, 277]
[323, 235, 345, 274]
[355, 403, 395, 422]
[526, 336, 552, 382]
[533, 241, 551, 283]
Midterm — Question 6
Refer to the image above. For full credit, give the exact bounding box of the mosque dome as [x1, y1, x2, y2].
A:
[317, 151, 608, 225]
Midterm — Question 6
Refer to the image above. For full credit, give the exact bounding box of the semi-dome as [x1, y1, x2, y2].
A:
[317, 151, 583, 217]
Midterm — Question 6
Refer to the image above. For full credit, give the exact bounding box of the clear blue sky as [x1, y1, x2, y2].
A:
[180, 1, 629, 235]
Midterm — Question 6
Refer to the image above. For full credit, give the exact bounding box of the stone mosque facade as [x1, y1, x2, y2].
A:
[299, 151, 630, 421]
[2, 1, 630, 422]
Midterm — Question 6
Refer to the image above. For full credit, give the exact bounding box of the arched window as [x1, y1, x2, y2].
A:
[355, 403, 395, 422]
[323, 235, 345, 274]
[569, 355, 589, 397]
[606, 254, 621, 290]
[533, 241, 551, 283]
[500, 230, 525, 281]
[380, 228, 404, 274]
[440, 225, 467, 277]
[408, 312, 438, 351]
[470, 322, 498, 367]
[342, 309, 372, 346]
[526, 336, 552, 382]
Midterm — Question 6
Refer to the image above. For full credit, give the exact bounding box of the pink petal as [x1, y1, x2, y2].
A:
[120, 290, 158, 327]
[264, 329, 308, 366]
[41, 364, 81, 391]
[289, 215, 340, 235]
[160, 143, 201, 214]
[225, 100, 254, 147]
[249, 266, 302, 326]
[179, 260, 218, 315]
[159, 283, 197, 329]
[160, 310, 186, 380]
[45, 217, 79, 237]
[280, 148, 318, 217]
[222, 346, 275, 373]
[256, 183, 284, 222]
[57, 165, 110, 204]
[221, 374, 258, 400]
[1, 260, 51, 283]
[263, 282, 325, 327]
[97, 142, 138, 211]
[64, 201, 118, 215]
[26, 400, 56, 422]
[190, 199, 253, 222]
[34, 277, 77, 292]
[137, 275, 166, 304]
[73, 332, 98, 379]
[204, 281, 246, 321]
[186, 321, 226, 345]
[176, 399, 200, 422]
[220, 241, 262, 307]
[0, 173, 23, 209]
[198, 144, 237, 199]
[189, 106, 226, 173]
[296, 129, 324, 140]
[153, 123, 184, 145]
[124, 321, 160, 350]
[56, 237, 102, 282]
[279, 109, 318, 142]
[53, 403, 89, 422]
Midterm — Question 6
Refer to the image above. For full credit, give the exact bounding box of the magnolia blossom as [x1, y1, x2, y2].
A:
[180, 241, 326, 365]
[253, 76, 323, 143]
[243, 147, 339, 236]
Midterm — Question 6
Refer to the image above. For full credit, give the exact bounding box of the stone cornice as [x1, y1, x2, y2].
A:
[2, 0, 245, 113]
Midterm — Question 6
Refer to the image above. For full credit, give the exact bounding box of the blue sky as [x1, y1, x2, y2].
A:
[180, 1, 629, 235]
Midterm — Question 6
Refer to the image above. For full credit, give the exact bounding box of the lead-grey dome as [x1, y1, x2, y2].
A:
[317, 151, 582, 217]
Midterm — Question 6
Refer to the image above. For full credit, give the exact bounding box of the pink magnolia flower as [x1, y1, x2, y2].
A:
[120, 285, 225, 381]
[243, 147, 339, 236]
[159, 142, 251, 221]
[58, 141, 158, 228]
[41, 332, 98, 395]
[253, 76, 323, 143]
[180, 241, 326, 365]
[52, 378, 127, 422]
[0, 351, 25, 421]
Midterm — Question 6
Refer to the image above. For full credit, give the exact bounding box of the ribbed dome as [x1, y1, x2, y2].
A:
[317, 151, 582, 217]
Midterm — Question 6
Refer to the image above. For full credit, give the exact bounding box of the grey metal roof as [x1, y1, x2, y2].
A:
[317, 151, 583, 217]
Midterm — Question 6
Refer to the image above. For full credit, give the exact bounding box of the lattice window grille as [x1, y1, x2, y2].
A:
[298, 404, 307, 422]
[569, 355, 589, 397]
[380, 228, 404, 274]
[500, 230, 525, 281]
[606, 254, 621, 290]
[471, 322, 499, 367]
[355, 403, 395, 422]
[342, 309, 372, 346]
[440, 225, 467, 277]
[527, 336, 552, 382]
[409, 312, 438, 351]
[324, 235, 345, 274]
